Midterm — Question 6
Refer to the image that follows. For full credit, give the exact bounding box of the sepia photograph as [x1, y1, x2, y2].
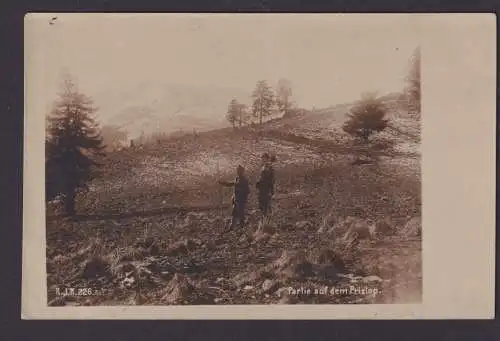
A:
[39, 14, 422, 307]
[22, 13, 495, 318]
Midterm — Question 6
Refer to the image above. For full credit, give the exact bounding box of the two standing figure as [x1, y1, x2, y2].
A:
[219, 153, 276, 230]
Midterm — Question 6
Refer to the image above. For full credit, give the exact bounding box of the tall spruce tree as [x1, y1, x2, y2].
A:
[236, 103, 249, 128]
[251, 80, 274, 125]
[275, 78, 293, 117]
[46, 75, 105, 215]
[226, 99, 239, 128]
[405, 46, 421, 118]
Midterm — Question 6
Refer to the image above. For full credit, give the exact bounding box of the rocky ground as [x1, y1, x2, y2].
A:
[46, 102, 421, 306]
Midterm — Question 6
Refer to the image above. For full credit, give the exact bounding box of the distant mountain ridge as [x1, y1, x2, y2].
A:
[90, 83, 418, 145]
[92, 82, 251, 139]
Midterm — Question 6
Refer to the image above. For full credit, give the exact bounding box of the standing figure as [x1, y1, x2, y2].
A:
[219, 165, 250, 231]
[256, 153, 276, 223]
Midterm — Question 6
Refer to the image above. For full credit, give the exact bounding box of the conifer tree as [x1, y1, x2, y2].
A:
[46, 74, 105, 215]
[405, 46, 421, 117]
[342, 93, 388, 143]
[226, 99, 239, 128]
[276, 78, 294, 117]
[251, 80, 274, 125]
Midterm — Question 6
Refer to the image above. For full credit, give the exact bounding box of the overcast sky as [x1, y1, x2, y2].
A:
[26, 14, 421, 112]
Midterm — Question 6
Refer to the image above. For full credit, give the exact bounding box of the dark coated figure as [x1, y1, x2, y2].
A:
[219, 165, 250, 230]
[256, 153, 276, 222]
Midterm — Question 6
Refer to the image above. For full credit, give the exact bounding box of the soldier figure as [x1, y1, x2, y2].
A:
[219, 165, 250, 230]
[256, 153, 276, 223]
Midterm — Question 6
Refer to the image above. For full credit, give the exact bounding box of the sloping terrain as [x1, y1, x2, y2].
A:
[93, 83, 251, 139]
[46, 96, 421, 306]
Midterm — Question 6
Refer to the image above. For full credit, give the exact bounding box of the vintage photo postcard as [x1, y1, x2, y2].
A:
[22, 13, 495, 319]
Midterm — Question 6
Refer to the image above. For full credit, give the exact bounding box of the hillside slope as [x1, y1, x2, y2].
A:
[46, 95, 421, 306]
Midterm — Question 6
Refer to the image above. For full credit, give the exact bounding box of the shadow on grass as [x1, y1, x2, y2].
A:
[46, 204, 232, 222]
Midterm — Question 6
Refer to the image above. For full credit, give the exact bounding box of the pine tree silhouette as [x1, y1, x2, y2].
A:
[251, 80, 274, 125]
[342, 93, 388, 143]
[46, 75, 105, 216]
